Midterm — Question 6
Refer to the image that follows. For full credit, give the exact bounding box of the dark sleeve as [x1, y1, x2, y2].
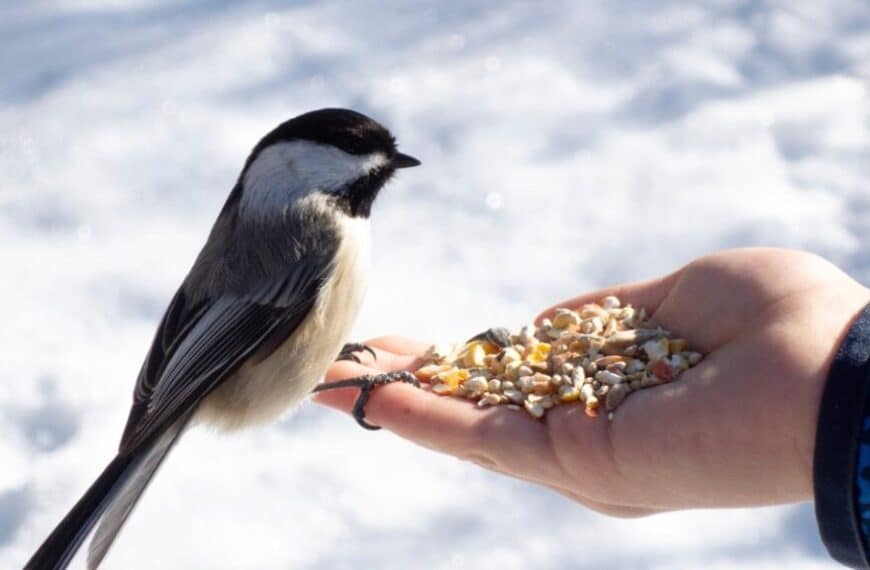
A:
[814, 302, 870, 568]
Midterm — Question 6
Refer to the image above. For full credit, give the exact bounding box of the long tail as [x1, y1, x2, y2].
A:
[25, 419, 187, 570]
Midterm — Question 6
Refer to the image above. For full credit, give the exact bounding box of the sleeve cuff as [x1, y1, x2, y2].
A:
[814, 301, 870, 568]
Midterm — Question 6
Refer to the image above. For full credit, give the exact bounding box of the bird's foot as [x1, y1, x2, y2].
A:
[336, 342, 377, 364]
[313, 371, 421, 430]
[466, 327, 513, 348]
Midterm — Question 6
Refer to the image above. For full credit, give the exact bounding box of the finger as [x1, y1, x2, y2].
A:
[331, 348, 421, 377]
[535, 270, 682, 325]
[316, 359, 665, 515]
[363, 336, 432, 358]
[554, 487, 663, 518]
[314, 357, 568, 483]
[318, 350, 676, 512]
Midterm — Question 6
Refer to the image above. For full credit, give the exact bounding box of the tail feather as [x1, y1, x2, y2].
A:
[25, 419, 188, 570]
[87, 420, 186, 568]
[25, 455, 134, 570]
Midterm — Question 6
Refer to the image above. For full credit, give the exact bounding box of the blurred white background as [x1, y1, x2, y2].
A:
[1, 1, 868, 568]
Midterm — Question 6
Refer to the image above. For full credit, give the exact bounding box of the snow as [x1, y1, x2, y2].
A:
[1, 1, 868, 568]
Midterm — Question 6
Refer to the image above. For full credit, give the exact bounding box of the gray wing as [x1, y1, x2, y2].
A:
[119, 257, 328, 452]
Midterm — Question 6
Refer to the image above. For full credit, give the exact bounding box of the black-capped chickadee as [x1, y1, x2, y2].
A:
[26, 108, 421, 569]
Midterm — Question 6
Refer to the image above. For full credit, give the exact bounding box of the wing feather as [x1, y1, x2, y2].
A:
[120, 258, 327, 451]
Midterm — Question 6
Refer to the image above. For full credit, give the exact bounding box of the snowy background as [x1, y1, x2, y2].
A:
[2, 1, 869, 568]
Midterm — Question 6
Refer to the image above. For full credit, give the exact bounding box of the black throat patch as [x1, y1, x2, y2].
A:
[338, 165, 395, 218]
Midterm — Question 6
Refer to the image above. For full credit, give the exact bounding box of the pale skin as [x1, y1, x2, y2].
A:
[314, 248, 870, 517]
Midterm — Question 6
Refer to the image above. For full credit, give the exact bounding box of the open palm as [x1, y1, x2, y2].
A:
[315, 248, 869, 515]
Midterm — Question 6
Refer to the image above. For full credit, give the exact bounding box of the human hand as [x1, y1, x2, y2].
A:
[314, 248, 869, 516]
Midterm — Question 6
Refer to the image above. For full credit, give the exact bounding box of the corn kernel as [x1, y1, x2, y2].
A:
[434, 368, 470, 390]
[525, 342, 551, 363]
[463, 342, 487, 367]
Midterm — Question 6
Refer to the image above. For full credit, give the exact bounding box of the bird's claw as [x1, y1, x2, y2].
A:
[337, 342, 377, 364]
[313, 371, 421, 430]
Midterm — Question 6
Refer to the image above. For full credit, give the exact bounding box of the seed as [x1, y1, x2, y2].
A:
[465, 375, 489, 395]
[648, 358, 675, 381]
[580, 317, 603, 334]
[595, 370, 625, 385]
[641, 373, 663, 387]
[571, 367, 586, 388]
[549, 352, 571, 373]
[595, 355, 628, 369]
[602, 329, 659, 353]
[538, 395, 556, 409]
[606, 383, 630, 411]
[552, 309, 581, 329]
[525, 343, 551, 364]
[587, 335, 605, 354]
[435, 368, 470, 390]
[519, 325, 536, 346]
[416, 295, 703, 419]
[425, 342, 456, 363]
[431, 383, 455, 395]
[483, 354, 498, 370]
[624, 358, 645, 374]
[518, 376, 535, 393]
[529, 373, 554, 394]
[524, 400, 545, 419]
[415, 364, 451, 381]
[463, 342, 487, 367]
[642, 338, 669, 361]
[580, 383, 597, 405]
[504, 389, 524, 404]
[478, 393, 502, 407]
[580, 304, 609, 319]
[504, 361, 523, 380]
[558, 384, 581, 402]
[667, 354, 688, 371]
[583, 359, 598, 376]
[501, 347, 522, 364]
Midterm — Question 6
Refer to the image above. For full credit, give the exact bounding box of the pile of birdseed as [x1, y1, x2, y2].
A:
[414, 296, 703, 420]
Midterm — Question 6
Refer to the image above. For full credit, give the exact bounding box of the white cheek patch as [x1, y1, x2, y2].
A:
[240, 141, 388, 220]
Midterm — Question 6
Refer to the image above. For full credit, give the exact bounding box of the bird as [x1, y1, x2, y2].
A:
[25, 108, 421, 569]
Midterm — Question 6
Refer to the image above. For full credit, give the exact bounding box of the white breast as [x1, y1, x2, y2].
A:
[196, 214, 371, 429]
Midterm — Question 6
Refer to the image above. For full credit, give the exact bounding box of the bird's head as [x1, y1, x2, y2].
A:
[239, 108, 420, 219]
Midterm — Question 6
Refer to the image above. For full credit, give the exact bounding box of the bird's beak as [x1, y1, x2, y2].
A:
[393, 152, 421, 169]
